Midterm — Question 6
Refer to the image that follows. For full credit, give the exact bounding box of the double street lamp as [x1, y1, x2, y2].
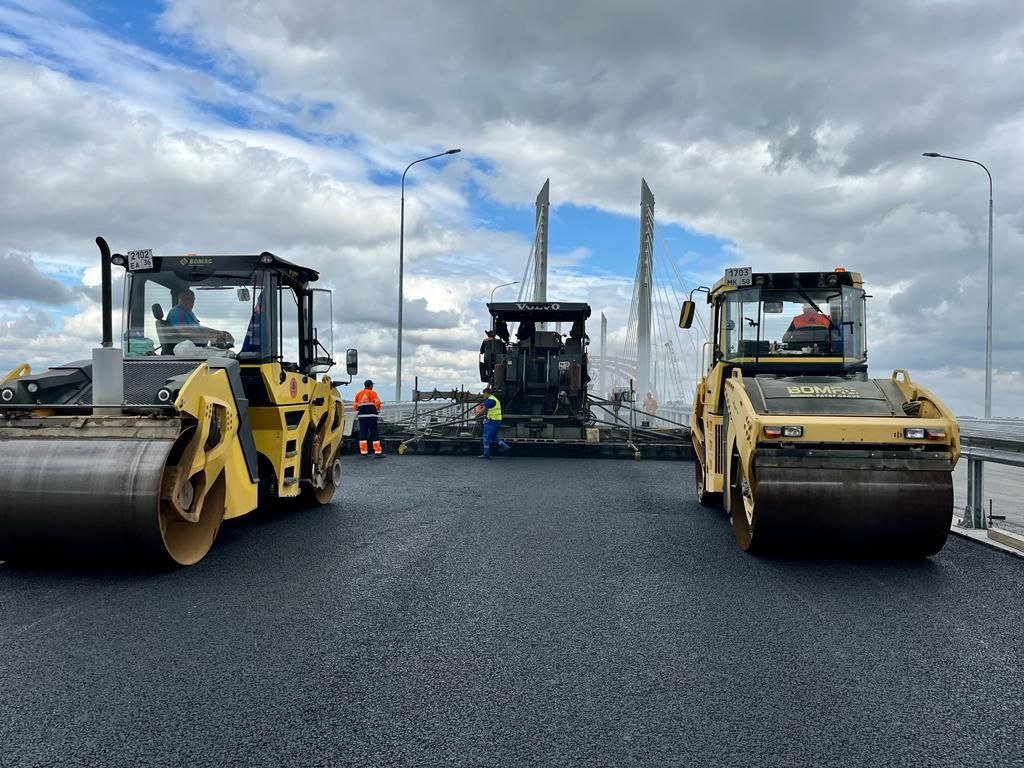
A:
[396, 148, 461, 401]
[922, 152, 994, 418]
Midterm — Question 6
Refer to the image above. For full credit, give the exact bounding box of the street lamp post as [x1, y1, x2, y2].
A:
[396, 148, 461, 401]
[489, 281, 519, 304]
[487, 281, 519, 333]
[922, 152, 993, 418]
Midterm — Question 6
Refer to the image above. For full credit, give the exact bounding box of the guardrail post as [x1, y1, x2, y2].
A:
[962, 456, 986, 529]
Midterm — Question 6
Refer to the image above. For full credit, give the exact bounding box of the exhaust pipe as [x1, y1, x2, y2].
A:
[98, 236, 113, 348]
[92, 236, 123, 412]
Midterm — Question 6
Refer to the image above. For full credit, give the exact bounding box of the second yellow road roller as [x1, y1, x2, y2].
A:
[0, 237, 357, 566]
[680, 267, 960, 556]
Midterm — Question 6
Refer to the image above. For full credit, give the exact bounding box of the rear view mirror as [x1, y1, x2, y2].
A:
[763, 300, 783, 314]
[346, 348, 358, 376]
[679, 301, 695, 329]
[236, 288, 250, 302]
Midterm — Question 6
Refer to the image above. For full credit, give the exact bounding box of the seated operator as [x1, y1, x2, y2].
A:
[166, 288, 233, 347]
[782, 303, 832, 347]
[240, 295, 262, 354]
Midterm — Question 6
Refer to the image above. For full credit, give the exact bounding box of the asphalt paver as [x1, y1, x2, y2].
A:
[1, 455, 1022, 767]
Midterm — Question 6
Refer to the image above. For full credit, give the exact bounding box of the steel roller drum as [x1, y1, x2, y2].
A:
[0, 437, 198, 565]
[748, 466, 953, 556]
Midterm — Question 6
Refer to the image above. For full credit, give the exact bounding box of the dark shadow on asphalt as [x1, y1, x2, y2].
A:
[680, 501, 947, 574]
[211, 497, 343, 555]
[0, 500, 339, 579]
[0, 558, 179, 580]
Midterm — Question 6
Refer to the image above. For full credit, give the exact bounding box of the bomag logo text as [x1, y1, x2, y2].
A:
[786, 385, 860, 398]
[179, 257, 214, 266]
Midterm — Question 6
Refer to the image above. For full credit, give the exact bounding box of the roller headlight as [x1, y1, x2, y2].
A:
[1, 388, 14, 402]
[156, 387, 173, 403]
[763, 425, 803, 438]
[25, 382, 39, 394]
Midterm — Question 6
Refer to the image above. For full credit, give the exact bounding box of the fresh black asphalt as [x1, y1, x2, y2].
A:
[1, 454, 1022, 767]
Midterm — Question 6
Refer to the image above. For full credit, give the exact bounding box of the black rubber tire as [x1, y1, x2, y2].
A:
[728, 451, 757, 552]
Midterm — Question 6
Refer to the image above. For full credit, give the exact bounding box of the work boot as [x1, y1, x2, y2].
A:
[499, 442, 511, 452]
[375, 452, 385, 458]
[477, 454, 490, 459]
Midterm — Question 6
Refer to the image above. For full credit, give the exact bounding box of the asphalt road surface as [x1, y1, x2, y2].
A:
[2, 455, 1022, 768]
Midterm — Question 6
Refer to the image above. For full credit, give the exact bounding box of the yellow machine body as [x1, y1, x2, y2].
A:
[0, 239, 354, 566]
[684, 269, 959, 555]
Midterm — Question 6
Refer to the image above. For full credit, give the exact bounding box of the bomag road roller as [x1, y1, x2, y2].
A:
[679, 267, 959, 556]
[0, 237, 358, 566]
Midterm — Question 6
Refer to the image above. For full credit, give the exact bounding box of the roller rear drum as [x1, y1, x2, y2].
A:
[728, 462, 952, 557]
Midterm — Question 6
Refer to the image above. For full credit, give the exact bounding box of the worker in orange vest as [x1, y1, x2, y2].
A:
[787, 304, 832, 331]
[352, 379, 384, 457]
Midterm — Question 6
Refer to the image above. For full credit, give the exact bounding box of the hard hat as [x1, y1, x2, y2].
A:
[364, 379, 373, 388]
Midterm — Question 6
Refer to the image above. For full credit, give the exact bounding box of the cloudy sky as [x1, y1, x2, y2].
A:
[1, 0, 1022, 415]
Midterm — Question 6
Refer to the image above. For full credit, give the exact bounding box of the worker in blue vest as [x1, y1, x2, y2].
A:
[475, 385, 511, 459]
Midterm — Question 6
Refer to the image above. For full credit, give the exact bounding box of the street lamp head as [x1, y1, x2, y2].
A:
[489, 280, 519, 303]
[922, 152, 941, 157]
[446, 148, 462, 155]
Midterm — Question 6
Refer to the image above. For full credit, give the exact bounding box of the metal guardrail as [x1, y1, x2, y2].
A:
[377, 399, 694, 432]
[957, 418, 1024, 529]
[373, 405, 1020, 531]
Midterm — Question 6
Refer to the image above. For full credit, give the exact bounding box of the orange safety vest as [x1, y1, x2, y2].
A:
[353, 388, 382, 417]
[792, 313, 831, 329]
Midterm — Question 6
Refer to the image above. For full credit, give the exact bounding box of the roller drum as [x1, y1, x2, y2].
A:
[0, 438, 175, 564]
[749, 466, 953, 556]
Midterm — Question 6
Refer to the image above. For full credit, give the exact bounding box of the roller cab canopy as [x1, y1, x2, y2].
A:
[709, 270, 863, 294]
[116, 251, 321, 288]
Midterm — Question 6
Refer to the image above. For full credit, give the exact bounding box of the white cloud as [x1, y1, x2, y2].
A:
[1, 0, 1023, 412]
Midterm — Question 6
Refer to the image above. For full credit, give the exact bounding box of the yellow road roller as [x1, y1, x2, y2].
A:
[0, 237, 357, 566]
[680, 267, 959, 556]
